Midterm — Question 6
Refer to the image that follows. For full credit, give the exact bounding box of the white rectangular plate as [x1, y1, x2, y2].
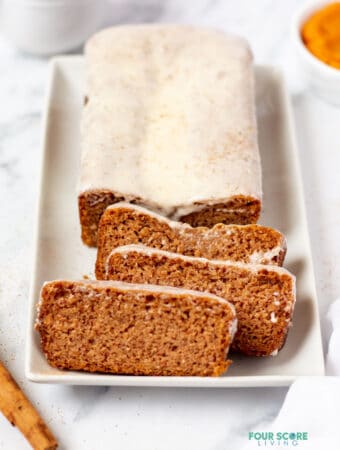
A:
[26, 57, 324, 387]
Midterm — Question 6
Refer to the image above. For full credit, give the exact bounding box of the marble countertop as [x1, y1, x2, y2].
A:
[0, 0, 339, 449]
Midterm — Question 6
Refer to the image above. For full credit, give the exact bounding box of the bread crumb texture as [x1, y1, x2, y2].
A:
[36, 280, 236, 376]
[106, 247, 295, 356]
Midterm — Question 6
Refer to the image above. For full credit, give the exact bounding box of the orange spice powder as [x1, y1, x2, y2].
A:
[301, 2, 340, 69]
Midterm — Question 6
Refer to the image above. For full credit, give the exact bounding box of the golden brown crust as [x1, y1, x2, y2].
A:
[36, 281, 235, 377]
[106, 249, 296, 356]
[78, 191, 261, 247]
[95, 204, 286, 279]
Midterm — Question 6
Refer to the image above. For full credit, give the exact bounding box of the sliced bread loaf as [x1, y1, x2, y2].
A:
[106, 245, 296, 356]
[95, 203, 286, 279]
[36, 280, 236, 376]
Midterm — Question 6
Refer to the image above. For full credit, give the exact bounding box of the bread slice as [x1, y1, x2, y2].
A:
[36, 280, 237, 377]
[95, 203, 286, 279]
[106, 245, 296, 356]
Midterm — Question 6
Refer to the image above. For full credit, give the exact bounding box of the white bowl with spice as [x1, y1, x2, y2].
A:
[1, 0, 106, 56]
[292, 1, 340, 105]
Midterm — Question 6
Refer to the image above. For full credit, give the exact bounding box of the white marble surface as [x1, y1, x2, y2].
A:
[0, 1, 339, 449]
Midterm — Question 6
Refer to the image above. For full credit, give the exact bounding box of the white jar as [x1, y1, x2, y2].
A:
[291, 0, 340, 106]
[1, 0, 106, 55]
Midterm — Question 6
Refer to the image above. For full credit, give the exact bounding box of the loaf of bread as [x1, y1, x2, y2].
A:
[95, 203, 286, 279]
[36, 280, 237, 376]
[79, 25, 262, 246]
[105, 245, 296, 356]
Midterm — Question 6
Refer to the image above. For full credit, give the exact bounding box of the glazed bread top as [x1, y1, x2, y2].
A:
[80, 25, 261, 217]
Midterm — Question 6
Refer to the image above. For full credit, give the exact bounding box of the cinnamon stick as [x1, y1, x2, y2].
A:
[0, 361, 58, 450]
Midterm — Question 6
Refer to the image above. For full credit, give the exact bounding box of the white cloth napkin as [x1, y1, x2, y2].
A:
[243, 299, 340, 450]
[326, 299, 340, 375]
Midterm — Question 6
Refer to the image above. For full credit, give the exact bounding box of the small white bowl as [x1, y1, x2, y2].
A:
[1, 0, 106, 56]
[292, 0, 340, 105]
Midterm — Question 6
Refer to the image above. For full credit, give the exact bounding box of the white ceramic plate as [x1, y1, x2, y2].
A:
[25, 57, 324, 387]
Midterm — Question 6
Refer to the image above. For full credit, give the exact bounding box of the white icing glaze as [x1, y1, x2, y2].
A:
[248, 244, 286, 265]
[270, 312, 278, 323]
[79, 25, 262, 217]
[229, 316, 238, 342]
[223, 316, 238, 361]
[108, 244, 295, 278]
